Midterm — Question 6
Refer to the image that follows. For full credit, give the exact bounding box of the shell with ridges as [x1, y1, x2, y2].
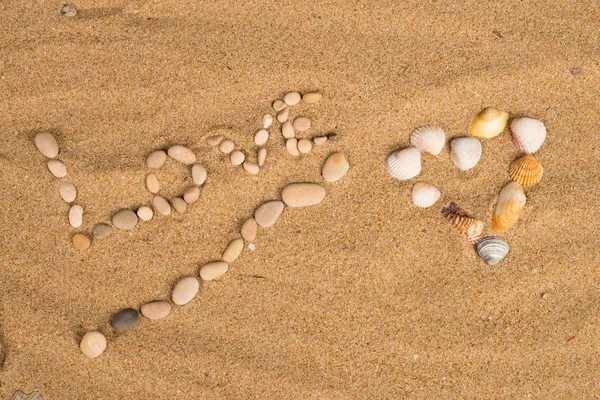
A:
[385, 147, 421, 180]
[441, 202, 484, 244]
[12, 391, 44, 400]
[511, 117, 546, 153]
[412, 182, 441, 208]
[450, 137, 482, 171]
[492, 181, 527, 232]
[476, 236, 510, 266]
[409, 125, 445, 155]
[509, 155, 543, 186]
[469, 107, 509, 138]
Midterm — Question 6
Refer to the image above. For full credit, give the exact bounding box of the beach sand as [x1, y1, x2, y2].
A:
[1, 0, 600, 398]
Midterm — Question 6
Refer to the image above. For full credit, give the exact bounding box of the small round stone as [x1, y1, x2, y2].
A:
[112, 209, 138, 230]
[183, 186, 200, 203]
[192, 164, 207, 185]
[254, 129, 269, 146]
[243, 161, 259, 175]
[146, 150, 167, 169]
[111, 308, 140, 331]
[59, 183, 77, 203]
[47, 159, 67, 178]
[273, 100, 286, 111]
[241, 218, 258, 242]
[72, 233, 90, 250]
[297, 139, 313, 154]
[35, 132, 59, 158]
[69, 204, 83, 228]
[141, 301, 171, 320]
[293, 117, 311, 132]
[277, 108, 290, 123]
[282, 183, 326, 207]
[137, 206, 153, 221]
[322, 152, 350, 182]
[168, 145, 196, 165]
[222, 238, 244, 263]
[80, 331, 106, 358]
[254, 200, 285, 228]
[60, 3, 77, 16]
[93, 223, 112, 239]
[230, 150, 245, 166]
[283, 91, 301, 106]
[199, 261, 229, 281]
[153, 196, 171, 216]
[313, 136, 327, 146]
[302, 92, 322, 104]
[171, 197, 187, 213]
[263, 114, 273, 129]
[282, 121, 295, 139]
[172, 276, 199, 305]
[327, 133, 339, 142]
[219, 139, 235, 154]
[257, 148, 267, 167]
[286, 138, 299, 157]
[206, 135, 224, 146]
[146, 173, 160, 194]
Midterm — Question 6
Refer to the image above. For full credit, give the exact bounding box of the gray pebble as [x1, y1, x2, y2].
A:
[111, 308, 140, 331]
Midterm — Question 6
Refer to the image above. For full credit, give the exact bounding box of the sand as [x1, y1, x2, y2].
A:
[1, 0, 600, 398]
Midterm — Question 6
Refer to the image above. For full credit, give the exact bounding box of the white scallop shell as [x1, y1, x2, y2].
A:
[476, 236, 510, 266]
[450, 137, 482, 171]
[409, 125, 446, 155]
[385, 147, 421, 180]
[411, 182, 441, 208]
[511, 117, 546, 154]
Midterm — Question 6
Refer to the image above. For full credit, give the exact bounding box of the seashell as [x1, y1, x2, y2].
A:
[476, 236, 510, 266]
[511, 117, 546, 153]
[441, 202, 484, 244]
[450, 137, 482, 171]
[411, 182, 441, 208]
[469, 107, 509, 138]
[11, 391, 43, 400]
[509, 155, 543, 186]
[492, 181, 527, 232]
[409, 125, 445, 155]
[385, 147, 421, 180]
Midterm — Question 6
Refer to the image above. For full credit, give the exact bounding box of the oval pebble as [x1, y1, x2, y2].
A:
[183, 186, 200, 203]
[283, 91, 301, 106]
[171, 197, 187, 213]
[59, 183, 77, 203]
[254, 129, 269, 146]
[273, 100, 286, 111]
[35, 132, 59, 158]
[282, 121, 295, 139]
[93, 223, 112, 239]
[219, 139, 235, 154]
[206, 135, 224, 146]
[137, 206, 153, 221]
[172, 276, 199, 305]
[111, 308, 140, 331]
[146, 150, 167, 169]
[112, 209, 138, 230]
[72, 233, 90, 250]
[302, 92, 322, 104]
[153, 196, 171, 216]
[254, 200, 284, 227]
[243, 161, 259, 175]
[293, 117, 311, 132]
[313, 136, 327, 146]
[47, 159, 67, 178]
[146, 173, 160, 193]
[277, 108, 290, 123]
[297, 139, 312, 154]
[199, 261, 229, 281]
[258, 148, 267, 167]
[80, 331, 106, 358]
[141, 301, 171, 320]
[61, 3, 77, 17]
[282, 183, 326, 207]
[223, 238, 244, 263]
[322, 152, 350, 182]
[286, 138, 299, 157]
[241, 218, 258, 242]
[327, 133, 339, 142]
[230, 150, 245, 166]
[69, 204, 83, 228]
[168, 145, 196, 165]
[192, 164, 207, 185]
[263, 114, 273, 129]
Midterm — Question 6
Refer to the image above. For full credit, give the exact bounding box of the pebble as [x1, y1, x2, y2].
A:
[263, 114, 273, 129]
[243, 161, 259, 175]
[223, 238, 244, 263]
[80, 331, 106, 358]
[282, 121, 295, 139]
[322, 152, 350, 182]
[286, 138, 299, 157]
[59, 183, 77, 202]
[153, 196, 171, 216]
[571, 67, 581, 75]
[327, 133, 339, 142]
[297, 139, 313, 154]
[313, 136, 327, 146]
[69, 204, 83, 228]
[93, 223, 113, 239]
[254, 129, 269, 146]
[206, 135, 224, 146]
[230, 150, 245, 166]
[183, 186, 200, 203]
[293, 117, 311, 132]
[112, 209, 138, 230]
[171, 197, 187, 213]
[192, 164, 207, 185]
[258, 148, 267, 167]
[273, 100, 286, 111]
[277, 108, 290, 123]
[283, 91, 301, 106]
[34, 132, 59, 158]
[172, 276, 199, 305]
[141, 301, 171, 320]
[241, 218, 258, 242]
[60, 3, 77, 16]
[219, 139, 235, 154]
[146, 173, 160, 193]
[168, 145, 196, 165]
[47, 159, 67, 178]
[254, 200, 284, 227]
[282, 183, 326, 207]
[302, 92, 322, 104]
[146, 150, 167, 169]
[199, 261, 229, 281]
[137, 206, 153, 221]
[72, 233, 90, 250]
[248, 243, 256, 251]
[111, 308, 140, 331]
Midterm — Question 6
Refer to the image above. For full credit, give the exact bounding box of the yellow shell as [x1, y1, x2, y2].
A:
[492, 182, 527, 232]
[441, 203, 484, 244]
[509, 155, 543, 186]
[469, 107, 509, 138]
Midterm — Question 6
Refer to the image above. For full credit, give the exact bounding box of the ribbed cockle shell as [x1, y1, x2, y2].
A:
[441, 202, 484, 244]
[469, 107, 509, 138]
[511, 117, 546, 154]
[492, 181, 527, 232]
[476, 236, 510, 266]
[385, 147, 421, 180]
[450, 137, 482, 171]
[409, 125, 446, 155]
[412, 182, 441, 208]
[509, 155, 543, 186]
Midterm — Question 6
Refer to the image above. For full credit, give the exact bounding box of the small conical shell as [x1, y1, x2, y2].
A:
[492, 181, 527, 232]
[511, 117, 546, 154]
[412, 182, 441, 208]
[509, 155, 543, 186]
[409, 125, 445, 155]
[469, 107, 509, 138]
[385, 147, 421, 180]
[476, 236, 509, 266]
[441, 202, 484, 244]
[450, 137, 482, 171]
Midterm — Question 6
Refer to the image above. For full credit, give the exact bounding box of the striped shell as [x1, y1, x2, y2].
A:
[511, 117, 546, 154]
[441, 202, 484, 244]
[476, 236, 510, 266]
[509, 155, 543, 186]
[385, 147, 421, 180]
[409, 125, 446, 155]
[469, 107, 509, 138]
[11, 391, 43, 400]
[450, 137, 482, 171]
[412, 182, 441, 208]
[492, 181, 527, 232]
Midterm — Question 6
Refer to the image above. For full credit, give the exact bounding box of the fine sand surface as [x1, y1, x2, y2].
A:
[2, 1, 600, 398]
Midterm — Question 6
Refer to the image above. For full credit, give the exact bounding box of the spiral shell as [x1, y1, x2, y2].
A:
[492, 181, 527, 232]
[441, 202, 484, 244]
[450, 137, 482, 171]
[412, 182, 441, 208]
[385, 147, 421, 180]
[511, 117, 546, 154]
[409, 125, 446, 155]
[469, 107, 509, 138]
[509, 155, 543, 186]
[476, 237, 510, 266]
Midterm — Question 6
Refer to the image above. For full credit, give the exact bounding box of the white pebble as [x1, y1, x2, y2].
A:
[59, 183, 77, 203]
[199, 261, 229, 281]
[219, 139, 235, 154]
[293, 117, 311, 132]
[258, 148, 267, 167]
[172, 276, 199, 305]
[262, 114, 273, 129]
[34, 132, 59, 158]
[230, 151, 245, 166]
[192, 164, 207, 185]
[286, 138, 299, 157]
[206, 135, 224, 146]
[297, 139, 313, 154]
[282, 121, 295, 139]
[137, 206, 153, 221]
[146, 173, 160, 194]
[171, 197, 187, 213]
[273, 100, 286, 111]
[47, 160, 67, 178]
[183, 186, 200, 203]
[254, 129, 269, 146]
[243, 161, 259, 175]
[153, 196, 171, 216]
[313, 136, 327, 146]
[69, 204, 83, 228]
[302, 92, 323, 104]
[167, 145, 196, 165]
[283, 92, 301, 106]
[277, 108, 290, 123]
[146, 150, 167, 169]
[248, 243, 256, 251]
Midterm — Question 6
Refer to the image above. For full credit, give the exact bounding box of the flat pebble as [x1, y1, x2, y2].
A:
[69, 204, 83, 228]
[206, 135, 224, 146]
[302, 92, 322, 104]
[59, 183, 77, 203]
[243, 161, 259, 175]
[47, 159, 67, 177]
[273, 100, 286, 111]
[258, 148, 267, 167]
[153, 196, 171, 216]
[93, 223, 112, 239]
[137, 206, 153, 221]
[111, 308, 140, 331]
[72, 233, 90, 250]
[219, 139, 235, 154]
[283, 91, 301, 106]
[282, 183, 326, 207]
[80, 331, 106, 358]
[286, 138, 299, 157]
[60, 3, 77, 16]
[322, 152, 350, 182]
[200, 261, 229, 281]
[168, 145, 196, 165]
[146, 150, 167, 169]
[146, 173, 160, 193]
[35, 132, 59, 158]
[112, 209, 138, 230]
[263, 114, 273, 129]
[254, 200, 284, 227]
[293, 117, 311, 132]
[192, 164, 207, 185]
[313, 136, 327, 145]
[171, 197, 187, 213]
[254, 129, 269, 146]
[241, 218, 258, 242]
[230, 151, 245, 166]
[223, 238, 244, 263]
[277, 108, 290, 123]
[282, 121, 295, 139]
[297, 139, 313, 154]
[183, 186, 200, 203]
[172, 276, 199, 305]
[141, 301, 171, 320]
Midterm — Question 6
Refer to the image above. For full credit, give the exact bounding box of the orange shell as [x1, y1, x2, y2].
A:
[492, 182, 527, 232]
[441, 203, 484, 244]
[509, 155, 543, 186]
